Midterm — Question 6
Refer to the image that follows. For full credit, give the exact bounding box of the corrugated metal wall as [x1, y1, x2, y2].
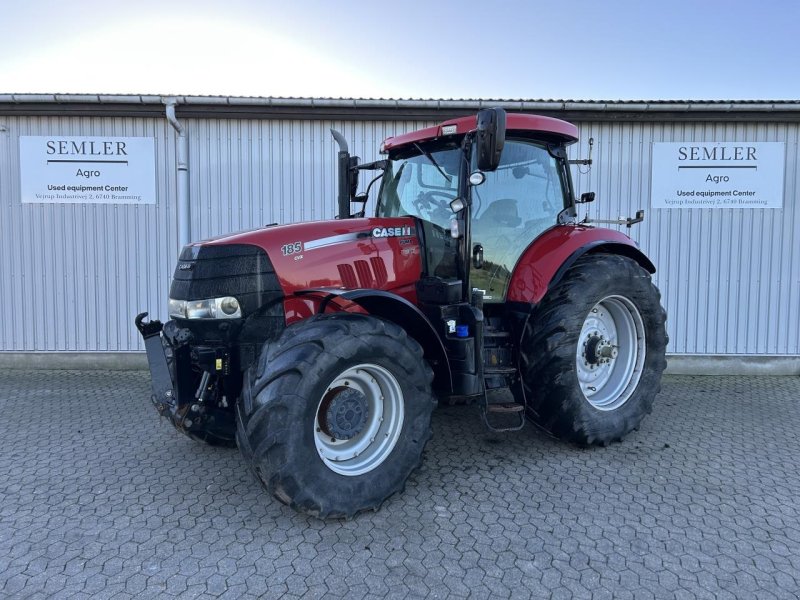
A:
[1, 113, 798, 355]
[186, 119, 434, 239]
[0, 116, 177, 352]
[0, 116, 434, 352]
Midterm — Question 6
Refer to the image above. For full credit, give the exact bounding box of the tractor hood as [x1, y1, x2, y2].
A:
[187, 217, 423, 299]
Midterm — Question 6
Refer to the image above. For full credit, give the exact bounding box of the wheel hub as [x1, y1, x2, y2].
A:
[320, 387, 369, 440]
[583, 334, 619, 366]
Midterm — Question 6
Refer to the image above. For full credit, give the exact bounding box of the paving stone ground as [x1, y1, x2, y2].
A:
[1, 371, 799, 599]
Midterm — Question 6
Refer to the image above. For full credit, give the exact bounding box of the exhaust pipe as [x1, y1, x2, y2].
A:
[331, 129, 359, 219]
[331, 129, 350, 219]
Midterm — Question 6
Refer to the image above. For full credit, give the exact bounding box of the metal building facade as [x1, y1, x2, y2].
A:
[0, 96, 798, 369]
[0, 108, 434, 355]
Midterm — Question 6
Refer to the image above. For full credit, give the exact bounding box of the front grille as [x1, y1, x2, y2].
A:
[170, 244, 283, 317]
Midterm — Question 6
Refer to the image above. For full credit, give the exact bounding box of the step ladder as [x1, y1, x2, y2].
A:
[479, 329, 525, 433]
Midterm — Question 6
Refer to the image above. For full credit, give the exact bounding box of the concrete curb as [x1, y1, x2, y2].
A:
[1, 352, 798, 375]
[665, 355, 800, 376]
[0, 352, 148, 371]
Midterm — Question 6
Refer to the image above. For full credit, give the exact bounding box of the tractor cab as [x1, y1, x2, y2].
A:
[374, 109, 579, 304]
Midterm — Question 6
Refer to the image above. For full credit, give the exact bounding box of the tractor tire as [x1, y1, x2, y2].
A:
[516, 254, 667, 446]
[236, 313, 436, 518]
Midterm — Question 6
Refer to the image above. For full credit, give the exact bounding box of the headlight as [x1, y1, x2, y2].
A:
[168, 298, 187, 318]
[168, 296, 242, 319]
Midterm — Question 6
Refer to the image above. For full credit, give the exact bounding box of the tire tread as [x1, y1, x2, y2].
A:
[237, 313, 435, 518]
[516, 254, 667, 446]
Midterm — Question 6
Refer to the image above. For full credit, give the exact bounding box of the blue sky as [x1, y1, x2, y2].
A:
[1, 0, 798, 100]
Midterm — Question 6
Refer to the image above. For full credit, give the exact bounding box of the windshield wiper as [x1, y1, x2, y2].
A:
[413, 143, 452, 183]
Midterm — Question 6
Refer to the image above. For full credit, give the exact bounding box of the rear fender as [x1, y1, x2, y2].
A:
[507, 226, 655, 306]
[285, 289, 452, 393]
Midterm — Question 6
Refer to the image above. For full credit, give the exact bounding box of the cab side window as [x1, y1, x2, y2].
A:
[471, 140, 567, 301]
[380, 149, 460, 230]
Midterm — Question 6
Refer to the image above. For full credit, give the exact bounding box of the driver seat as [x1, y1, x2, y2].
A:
[475, 198, 522, 231]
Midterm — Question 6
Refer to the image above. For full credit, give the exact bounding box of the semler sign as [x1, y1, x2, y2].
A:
[650, 142, 785, 209]
[19, 136, 156, 204]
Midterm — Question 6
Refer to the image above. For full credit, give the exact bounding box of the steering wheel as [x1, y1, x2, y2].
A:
[413, 191, 456, 226]
[415, 190, 454, 211]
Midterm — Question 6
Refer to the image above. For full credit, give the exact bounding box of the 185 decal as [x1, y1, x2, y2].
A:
[281, 241, 303, 256]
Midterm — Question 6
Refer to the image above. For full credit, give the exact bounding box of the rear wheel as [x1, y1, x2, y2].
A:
[516, 254, 667, 445]
[236, 313, 436, 518]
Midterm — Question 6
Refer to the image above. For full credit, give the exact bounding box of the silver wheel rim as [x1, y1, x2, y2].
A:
[576, 295, 646, 411]
[313, 363, 404, 476]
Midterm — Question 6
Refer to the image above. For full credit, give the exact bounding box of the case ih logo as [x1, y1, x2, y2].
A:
[371, 226, 413, 238]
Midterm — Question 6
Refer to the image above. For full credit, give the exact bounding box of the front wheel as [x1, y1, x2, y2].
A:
[516, 254, 667, 445]
[236, 313, 436, 518]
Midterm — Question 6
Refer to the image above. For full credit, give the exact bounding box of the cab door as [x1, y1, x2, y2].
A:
[377, 146, 463, 280]
[470, 140, 569, 302]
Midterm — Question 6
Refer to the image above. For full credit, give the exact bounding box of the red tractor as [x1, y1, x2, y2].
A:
[136, 108, 667, 518]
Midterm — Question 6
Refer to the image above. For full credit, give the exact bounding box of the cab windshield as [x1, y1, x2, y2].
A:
[376, 146, 462, 230]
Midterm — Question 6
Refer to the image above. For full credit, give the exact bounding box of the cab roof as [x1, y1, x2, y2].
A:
[381, 113, 579, 152]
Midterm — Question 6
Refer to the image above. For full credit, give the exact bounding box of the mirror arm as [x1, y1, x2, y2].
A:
[581, 210, 646, 228]
[568, 136, 594, 165]
[354, 159, 388, 171]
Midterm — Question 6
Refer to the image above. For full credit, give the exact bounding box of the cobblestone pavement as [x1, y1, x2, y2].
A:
[1, 371, 799, 599]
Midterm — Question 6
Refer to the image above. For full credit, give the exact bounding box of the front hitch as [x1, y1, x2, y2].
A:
[135, 312, 176, 415]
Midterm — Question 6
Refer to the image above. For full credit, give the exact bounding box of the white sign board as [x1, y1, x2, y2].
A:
[651, 142, 785, 209]
[19, 136, 156, 204]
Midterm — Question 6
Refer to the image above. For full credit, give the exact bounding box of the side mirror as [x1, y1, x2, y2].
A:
[331, 129, 358, 219]
[475, 107, 506, 172]
[449, 197, 466, 213]
[351, 192, 369, 218]
[348, 156, 360, 197]
[578, 192, 595, 204]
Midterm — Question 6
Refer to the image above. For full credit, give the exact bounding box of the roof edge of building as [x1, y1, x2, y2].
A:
[1, 94, 799, 121]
